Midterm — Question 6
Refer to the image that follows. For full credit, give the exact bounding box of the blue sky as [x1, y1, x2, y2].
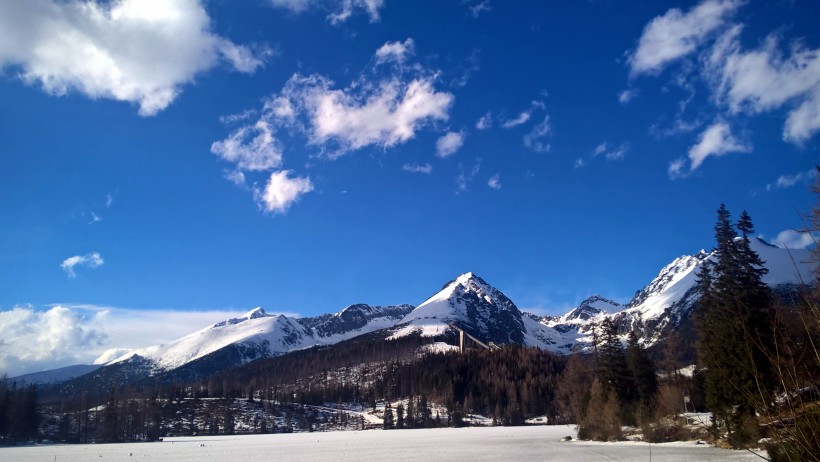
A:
[1, 0, 819, 375]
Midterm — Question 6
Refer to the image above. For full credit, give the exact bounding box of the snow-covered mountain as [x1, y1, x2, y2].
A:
[613, 237, 813, 344]
[540, 237, 814, 349]
[10, 364, 101, 385]
[34, 237, 816, 391]
[390, 272, 563, 350]
[103, 304, 414, 375]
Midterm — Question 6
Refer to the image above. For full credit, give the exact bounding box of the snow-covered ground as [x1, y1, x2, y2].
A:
[1, 425, 765, 461]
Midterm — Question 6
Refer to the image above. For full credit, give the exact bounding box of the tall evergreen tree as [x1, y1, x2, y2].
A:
[383, 403, 394, 430]
[695, 204, 776, 447]
[395, 403, 404, 429]
[626, 331, 657, 412]
[597, 317, 635, 409]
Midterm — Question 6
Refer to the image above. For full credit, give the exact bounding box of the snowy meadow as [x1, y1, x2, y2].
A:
[1, 426, 766, 462]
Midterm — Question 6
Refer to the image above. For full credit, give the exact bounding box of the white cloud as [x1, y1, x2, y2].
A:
[772, 168, 817, 190]
[88, 212, 102, 225]
[650, 117, 702, 138]
[61, 252, 104, 278]
[628, 0, 742, 76]
[0, 306, 106, 377]
[256, 170, 314, 214]
[224, 169, 246, 186]
[105, 194, 113, 208]
[592, 142, 629, 161]
[476, 112, 493, 130]
[0, 304, 275, 377]
[268, 0, 385, 23]
[487, 173, 501, 190]
[687, 121, 750, 170]
[467, 0, 491, 18]
[375, 38, 415, 65]
[0, 0, 265, 116]
[618, 89, 638, 104]
[668, 157, 687, 179]
[212, 40, 452, 213]
[772, 229, 819, 250]
[456, 160, 481, 192]
[523, 115, 551, 153]
[210, 120, 283, 171]
[329, 0, 385, 24]
[574, 158, 586, 169]
[436, 131, 465, 158]
[705, 27, 820, 143]
[284, 74, 453, 155]
[502, 111, 531, 128]
[268, 0, 313, 13]
[402, 162, 432, 174]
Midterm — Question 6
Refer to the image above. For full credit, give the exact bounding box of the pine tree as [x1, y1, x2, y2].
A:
[396, 403, 404, 429]
[626, 331, 657, 414]
[695, 204, 776, 447]
[598, 317, 635, 412]
[383, 403, 394, 430]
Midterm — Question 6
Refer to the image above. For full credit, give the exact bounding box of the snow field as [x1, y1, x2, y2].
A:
[1, 425, 765, 461]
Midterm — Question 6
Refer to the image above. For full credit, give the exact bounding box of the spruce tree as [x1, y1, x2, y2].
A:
[598, 317, 635, 411]
[383, 403, 394, 430]
[396, 403, 404, 429]
[626, 331, 657, 412]
[695, 204, 776, 447]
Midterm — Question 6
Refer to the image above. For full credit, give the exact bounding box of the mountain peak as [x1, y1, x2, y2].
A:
[558, 295, 620, 323]
[395, 272, 526, 345]
[211, 307, 271, 329]
[244, 307, 268, 319]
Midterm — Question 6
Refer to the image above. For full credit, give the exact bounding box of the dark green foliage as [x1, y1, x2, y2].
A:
[0, 377, 40, 445]
[695, 205, 776, 447]
[597, 318, 635, 408]
[371, 345, 564, 425]
[383, 403, 394, 429]
[626, 331, 658, 413]
[395, 403, 404, 428]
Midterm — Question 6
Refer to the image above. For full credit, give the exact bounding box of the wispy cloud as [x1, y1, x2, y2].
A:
[0, 0, 267, 116]
[436, 131, 466, 158]
[465, 0, 491, 18]
[766, 168, 817, 191]
[576, 142, 630, 168]
[268, 0, 386, 24]
[212, 38, 453, 215]
[618, 89, 638, 104]
[402, 163, 433, 174]
[771, 229, 819, 250]
[705, 25, 820, 143]
[669, 121, 749, 179]
[456, 160, 482, 192]
[476, 112, 493, 130]
[627, 0, 742, 76]
[523, 115, 551, 153]
[61, 252, 104, 279]
[487, 173, 501, 190]
[375, 38, 415, 65]
[687, 121, 750, 170]
[502, 111, 532, 129]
